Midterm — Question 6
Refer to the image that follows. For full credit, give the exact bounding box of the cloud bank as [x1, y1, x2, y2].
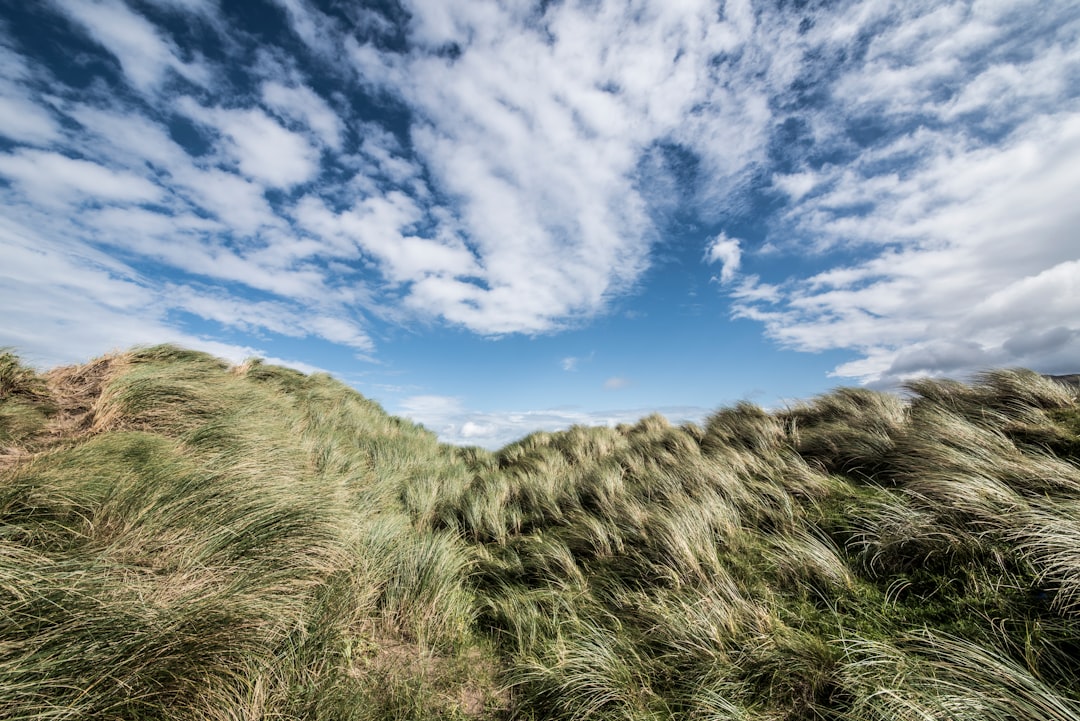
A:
[398, 394, 708, 450]
[0, 0, 1076, 401]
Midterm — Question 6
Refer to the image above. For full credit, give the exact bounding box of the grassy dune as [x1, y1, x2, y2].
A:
[2, 345, 1080, 720]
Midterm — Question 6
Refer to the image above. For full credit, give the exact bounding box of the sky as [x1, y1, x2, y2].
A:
[0, 0, 1078, 448]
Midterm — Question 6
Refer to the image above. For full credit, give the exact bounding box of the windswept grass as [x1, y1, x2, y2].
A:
[3, 346, 1080, 719]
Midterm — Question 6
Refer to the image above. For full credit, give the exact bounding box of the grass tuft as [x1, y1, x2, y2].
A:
[4, 347, 1080, 719]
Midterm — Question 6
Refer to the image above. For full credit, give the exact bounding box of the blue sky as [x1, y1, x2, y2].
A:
[1, 0, 1078, 448]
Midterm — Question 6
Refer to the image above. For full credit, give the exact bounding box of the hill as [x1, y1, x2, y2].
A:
[2, 344, 1080, 720]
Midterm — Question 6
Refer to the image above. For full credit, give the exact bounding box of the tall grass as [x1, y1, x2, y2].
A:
[3, 350, 1080, 719]
[0, 346, 499, 720]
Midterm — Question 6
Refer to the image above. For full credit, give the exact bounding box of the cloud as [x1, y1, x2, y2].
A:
[177, 99, 321, 188]
[4, 0, 1078, 402]
[70, 105, 190, 168]
[293, 192, 480, 286]
[395, 394, 709, 449]
[142, 0, 217, 13]
[1, 0, 790, 363]
[772, 172, 818, 202]
[166, 284, 374, 352]
[68, 105, 281, 236]
[0, 212, 318, 373]
[560, 352, 594, 372]
[344, 0, 779, 334]
[262, 81, 344, 149]
[0, 95, 61, 145]
[0, 149, 162, 205]
[0, 87, 369, 361]
[50, 0, 209, 92]
[730, 275, 781, 304]
[171, 166, 278, 234]
[730, 0, 1080, 386]
[269, 0, 341, 58]
[603, 376, 631, 390]
[705, 232, 742, 284]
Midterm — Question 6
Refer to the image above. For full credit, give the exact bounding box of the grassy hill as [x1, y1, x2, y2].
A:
[2, 344, 1080, 720]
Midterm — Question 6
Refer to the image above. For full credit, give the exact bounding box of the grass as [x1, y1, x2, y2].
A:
[2, 345, 1080, 719]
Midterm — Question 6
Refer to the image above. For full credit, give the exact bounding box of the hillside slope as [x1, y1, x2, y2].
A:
[2, 345, 1080, 720]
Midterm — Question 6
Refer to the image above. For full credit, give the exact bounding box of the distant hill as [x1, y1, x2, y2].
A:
[3, 345, 1080, 720]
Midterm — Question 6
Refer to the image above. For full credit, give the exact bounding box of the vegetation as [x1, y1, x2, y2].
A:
[1, 344, 1080, 720]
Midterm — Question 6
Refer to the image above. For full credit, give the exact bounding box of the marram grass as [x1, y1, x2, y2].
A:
[2, 346, 1080, 720]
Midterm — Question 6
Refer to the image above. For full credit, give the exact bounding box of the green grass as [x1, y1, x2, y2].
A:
[2, 345, 1080, 719]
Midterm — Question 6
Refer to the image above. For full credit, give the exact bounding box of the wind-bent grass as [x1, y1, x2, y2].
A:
[0, 346, 500, 720]
[837, 632, 1080, 721]
[3, 350, 1080, 719]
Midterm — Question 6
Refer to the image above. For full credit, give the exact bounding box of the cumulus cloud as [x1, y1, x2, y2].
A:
[728, 0, 1080, 386]
[0, 44, 370, 366]
[0, 95, 61, 145]
[50, 0, 209, 92]
[0, 213, 319, 373]
[269, 0, 341, 58]
[177, 99, 322, 188]
[345, 0, 782, 334]
[0, 149, 162, 205]
[772, 172, 818, 202]
[705, 232, 742, 284]
[3, 0, 1078, 399]
[262, 81, 344, 149]
[752, 109, 1080, 387]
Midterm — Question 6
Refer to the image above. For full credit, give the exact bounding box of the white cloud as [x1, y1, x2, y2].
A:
[459, 421, 497, 440]
[772, 171, 818, 202]
[70, 106, 189, 169]
[0, 95, 60, 145]
[739, 70, 1080, 386]
[560, 352, 595, 372]
[78, 202, 320, 301]
[293, 192, 480, 286]
[306, 315, 373, 352]
[92, 206, 220, 236]
[604, 376, 631, 390]
[4, 0, 1078, 403]
[0, 39, 33, 83]
[262, 81, 344, 149]
[705, 232, 742, 284]
[730, 275, 781, 304]
[345, 0, 779, 334]
[170, 165, 277, 233]
[679, 0, 1080, 387]
[268, 0, 340, 58]
[167, 285, 373, 352]
[395, 393, 709, 449]
[0, 149, 161, 205]
[142, 0, 217, 13]
[177, 99, 321, 188]
[354, 125, 422, 187]
[0, 213, 317, 373]
[50, 0, 209, 92]
[0, 33, 375, 365]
